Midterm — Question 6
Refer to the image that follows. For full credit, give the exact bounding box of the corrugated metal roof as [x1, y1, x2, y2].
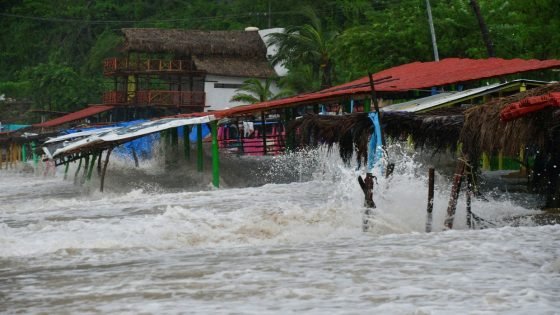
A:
[382, 80, 548, 113]
[214, 58, 560, 118]
[33, 105, 114, 128]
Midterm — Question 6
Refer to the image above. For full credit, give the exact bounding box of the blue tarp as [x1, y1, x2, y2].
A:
[189, 124, 210, 142]
[63, 120, 159, 159]
[1, 124, 30, 132]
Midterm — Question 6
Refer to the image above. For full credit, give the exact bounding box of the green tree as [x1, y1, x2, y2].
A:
[230, 78, 280, 104]
[20, 62, 97, 112]
[266, 6, 338, 89]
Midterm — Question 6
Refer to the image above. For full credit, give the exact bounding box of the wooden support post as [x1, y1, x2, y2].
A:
[64, 162, 70, 180]
[358, 173, 376, 232]
[482, 152, 490, 171]
[426, 168, 435, 233]
[100, 148, 113, 192]
[21, 143, 27, 162]
[239, 119, 245, 154]
[363, 99, 371, 113]
[131, 148, 139, 167]
[31, 141, 38, 168]
[284, 108, 292, 152]
[171, 127, 179, 152]
[466, 166, 474, 229]
[211, 120, 220, 188]
[498, 151, 504, 170]
[197, 124, 203, 172]
[313, 104, 319, 114]
[183, 125, 190, 160]
[81, 155, 90, 184]
[8, 143, 12, 168]
[74, 157, 83, 185]
[87, 153, 97, 181]
[97, 152, 103, 175]
[0, 145, 4, 169]
[444, 160, 466, 229]
[261, 111, 267, 155]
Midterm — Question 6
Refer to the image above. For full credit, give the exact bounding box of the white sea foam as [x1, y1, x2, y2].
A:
[0, 146, 558, 314]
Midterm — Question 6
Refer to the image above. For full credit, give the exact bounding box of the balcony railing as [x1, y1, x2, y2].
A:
[103, 58, 201, 75]
[103, 90, 205, 108]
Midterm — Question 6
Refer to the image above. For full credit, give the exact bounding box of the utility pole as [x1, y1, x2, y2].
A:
[425, 0, 439, 61]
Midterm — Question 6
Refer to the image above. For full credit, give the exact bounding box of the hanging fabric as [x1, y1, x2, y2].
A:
[367, 112, 384, 173]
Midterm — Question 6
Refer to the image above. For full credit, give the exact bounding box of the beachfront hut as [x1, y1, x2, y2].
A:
[103, 28, 278, 114]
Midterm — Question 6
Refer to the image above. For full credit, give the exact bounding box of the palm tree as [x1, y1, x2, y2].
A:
[266, 6, 337, 89]
[230, 78, 277, 104]
[469, 0, 495, 57]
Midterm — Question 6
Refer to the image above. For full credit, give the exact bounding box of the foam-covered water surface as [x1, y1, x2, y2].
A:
[1, 147, 559, 314]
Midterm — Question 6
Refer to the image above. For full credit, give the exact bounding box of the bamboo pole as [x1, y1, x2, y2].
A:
[100, 148, 113, 192]
[426, 168, 435, 233]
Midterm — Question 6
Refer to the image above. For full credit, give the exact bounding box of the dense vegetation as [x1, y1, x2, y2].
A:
[1, 0, 559, 122]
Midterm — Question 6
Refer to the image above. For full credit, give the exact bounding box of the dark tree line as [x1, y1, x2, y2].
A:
[1, 0, 559, 120]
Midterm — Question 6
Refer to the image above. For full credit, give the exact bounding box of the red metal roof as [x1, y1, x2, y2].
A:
[213, 58, 560, 118]
[327, 57, 560, 92]
[33, 105, 114, 128]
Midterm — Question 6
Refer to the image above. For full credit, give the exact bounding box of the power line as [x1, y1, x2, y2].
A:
[0, 8, 339, 25]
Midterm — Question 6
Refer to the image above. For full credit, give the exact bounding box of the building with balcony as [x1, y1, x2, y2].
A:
[101, 28, 278, 118]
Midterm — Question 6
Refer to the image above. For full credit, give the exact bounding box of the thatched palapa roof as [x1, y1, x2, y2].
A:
[290, 82, 560, 177]
[121, 28, 276, 78]
[460, 82, 560, 159]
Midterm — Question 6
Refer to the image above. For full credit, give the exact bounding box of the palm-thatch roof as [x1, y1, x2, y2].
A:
[121, 28, 276, 78]
[459, 83, 560, 160]
[289, 111, 464, 166]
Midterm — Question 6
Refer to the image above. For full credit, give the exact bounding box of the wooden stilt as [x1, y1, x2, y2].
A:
[261, 111, 267, 155]
[97, 151, 103, 175]
[444, 160, 466, 229]
[358, 173, 376, 232]
[183, 125, 190, 160]
[211, 120, 220, 188]
[426, 168, 435, 232]
[87, 153, 97, 181]
[80, 155, 90, 185]
[100, 148, 113, 192]
[131, 148, 139, 167]
[196, 124, 203, 172]
[466, 166, 474, 229]
[74, 157, 83, 185]
[64, 162, 70, 180]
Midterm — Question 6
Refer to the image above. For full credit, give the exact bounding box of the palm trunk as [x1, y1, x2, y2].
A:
[469, 0, 495, 57]
[320, 60, 333, 89]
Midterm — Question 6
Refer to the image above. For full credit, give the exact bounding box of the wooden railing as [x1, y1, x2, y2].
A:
[103, 58, 200, 74]
[102, 90, 205, 108]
